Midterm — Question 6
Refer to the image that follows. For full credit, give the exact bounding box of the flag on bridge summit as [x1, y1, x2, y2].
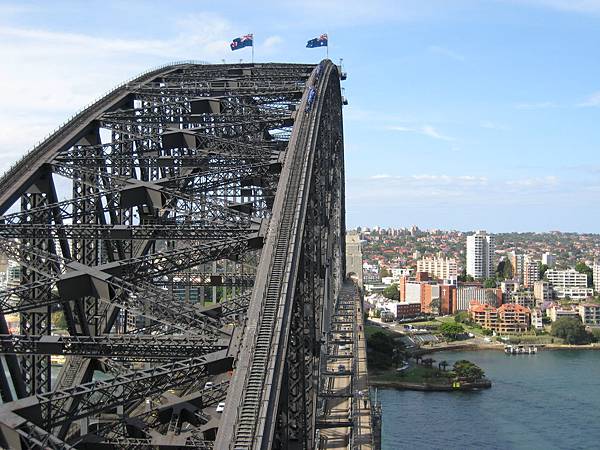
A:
[306, 34, 328, 48]
[230, 34, 253, 51]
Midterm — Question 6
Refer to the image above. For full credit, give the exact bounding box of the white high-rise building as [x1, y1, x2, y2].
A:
[546, 269, 587, 288]
[594, 262, 600, 294]
[542, 252, 556, 268]
[546, 268, 593, 299]
[466, 231, 495, 279]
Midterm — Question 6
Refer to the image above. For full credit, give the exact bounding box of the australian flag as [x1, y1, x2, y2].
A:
[306, 34, 328, 48]
[230, 34, 253, 51]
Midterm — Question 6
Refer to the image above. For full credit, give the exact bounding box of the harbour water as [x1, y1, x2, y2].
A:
[379, 349, 600, 450]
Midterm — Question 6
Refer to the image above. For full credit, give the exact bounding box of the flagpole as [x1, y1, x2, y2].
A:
[252, 33, 254, 64]
[326, 32, 329, 59]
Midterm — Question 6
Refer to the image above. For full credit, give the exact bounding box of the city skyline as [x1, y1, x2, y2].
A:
[1, 1, 600, 232]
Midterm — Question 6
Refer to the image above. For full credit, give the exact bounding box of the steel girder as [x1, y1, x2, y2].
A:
[0, 334, 229, 360]
[0, 61, 345, 450]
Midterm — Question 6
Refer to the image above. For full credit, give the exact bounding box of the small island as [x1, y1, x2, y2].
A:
[366, 325, 491, 391]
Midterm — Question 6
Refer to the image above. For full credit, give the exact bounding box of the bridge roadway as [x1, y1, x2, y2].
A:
[318, 282, 373, 449]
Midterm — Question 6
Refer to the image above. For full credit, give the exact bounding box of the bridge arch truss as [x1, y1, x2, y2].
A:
[0, 60, 346, 450]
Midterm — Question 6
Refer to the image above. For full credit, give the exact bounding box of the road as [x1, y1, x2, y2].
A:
[319, 283, 373, 449]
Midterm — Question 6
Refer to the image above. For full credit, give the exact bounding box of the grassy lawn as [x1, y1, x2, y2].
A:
[404, 320, 440, 328]
[372, 365, 451, 384]
[502, 334, 564, 345]
[365, 324, 400, 339]
[436, 316, 486, 337]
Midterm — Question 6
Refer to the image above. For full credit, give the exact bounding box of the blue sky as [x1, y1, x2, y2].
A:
[1, 0, 599, 232]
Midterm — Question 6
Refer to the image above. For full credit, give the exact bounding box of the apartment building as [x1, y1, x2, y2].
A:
[546, 269, 593, 299]
[547, 305, 580, 322]
[417, 256, 458, 281]
[469, 303, 531, 334]
[542, 252, 556, 268]
[466, 231, 495, 279]
[533, 280, 553, 303]
[523, 256, 539, 288]
[546, 269, 588, 288]
[509, 290, 535, 309]
[456, 285, 502, 311]
[578, 303, 600, 326]
[509, 252, 525, 283]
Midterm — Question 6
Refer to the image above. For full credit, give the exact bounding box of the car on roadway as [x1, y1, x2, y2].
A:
[216, 402, 226, 413]
[204, 381, 214, 389]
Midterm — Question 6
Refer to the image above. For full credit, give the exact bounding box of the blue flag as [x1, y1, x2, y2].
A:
[230, 34, 253, 51]
[306, 34, 328, 48]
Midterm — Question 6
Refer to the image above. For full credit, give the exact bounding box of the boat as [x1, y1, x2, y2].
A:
[504, 344, 537, 355]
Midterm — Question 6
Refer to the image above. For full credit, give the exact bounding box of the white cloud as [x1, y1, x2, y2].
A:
[514, 101, 558, 110]
[362, 174, 488, 185]
[428, 45, 465, 61]
[387, 124, 455, 142]
[505, 176, 559, 187]
[578, 91, 600, 107]
[346, 173, 489, 206]
[480, 120, 510, 131]
[0, 13, 242, 165]
[260, 35, 284, 53]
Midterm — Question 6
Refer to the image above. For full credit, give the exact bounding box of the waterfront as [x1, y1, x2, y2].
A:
[379, 350, 600, 450]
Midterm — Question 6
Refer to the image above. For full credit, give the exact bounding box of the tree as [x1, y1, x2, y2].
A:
[454, 311, 470, 324]
[575, 262, 594, 288]
[382, 284, 399, 301]
[484, 277, 497, 288]
[497, 259, 513, 280]
[438, 360, 449, 371]
[550, 317, 591, 344]
[539, 263, 549, 280]
[440, 322, 465, 340]
[366, 331, 401, 370]
[380, 267, 392, 278]
[453, 360, 485, 381]
[458, 268, 475, 283]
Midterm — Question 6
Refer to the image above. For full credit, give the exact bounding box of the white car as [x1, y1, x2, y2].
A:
[204, 382, 214, 389]
[216, 402, 225, 413]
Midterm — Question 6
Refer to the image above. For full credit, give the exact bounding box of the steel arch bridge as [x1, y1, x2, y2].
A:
[0, 61, 346, 449]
